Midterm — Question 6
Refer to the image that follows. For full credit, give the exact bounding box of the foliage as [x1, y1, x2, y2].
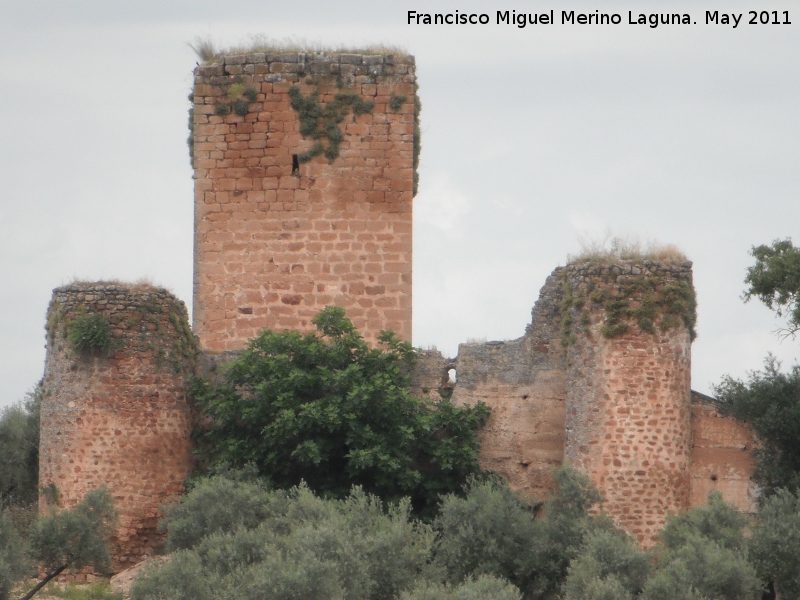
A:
[389, 94, 406, 112]
[0, 384, 40, 507]
[190, 306, 489, 518]
[399, 575, 522, 600]
[42, 582, 122, 600]
[434, 467, 603, 599]
[563, 529, 650, 600]
[412, 87, 421, 196]
[715, 356, 800, 497]
[744, 238, 800, 337]
[288, 86, 374, 163]
[641, 535, 760, 600]
[66, 313, 112, 353]
[434, 477, 538, 589]
[132, 479, 435, 600]
[29, 487, 117, 576]
[749, 488, 800, 597]
[657, 491, 749, 553]
[589, 276, 697, 340]
[214, 79, 258, 118]
[161, 475, 276, 551]
[0, 509, 30, 600]
[642, 492, 760, 600]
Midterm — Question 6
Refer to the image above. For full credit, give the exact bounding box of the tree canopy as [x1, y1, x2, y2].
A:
[744, 238, 800, 337]
[190, 306, 490, 517]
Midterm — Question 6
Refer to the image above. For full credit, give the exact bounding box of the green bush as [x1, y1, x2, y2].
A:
[161, 475, 276, 551]
[642, 492, 760, 600]
[66, 313, 112, 353]
[0, 385, 40, 507]
[563, 529, 650, 600]
[30, 487, 117, 578]
[749, 488, 800, 597]
[191, 306, 489, 518]
[400, 575, 522, 600]
[0, 509, 30, 600]
[434, 467, 603, 599]
[642, 535, 760, 600]
[134, 478, 435, 600]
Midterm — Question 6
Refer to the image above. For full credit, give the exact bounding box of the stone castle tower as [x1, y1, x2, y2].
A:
[191, 51, 417, 351]
[39, 284, 195, 570]
[38, 49, 757, 572]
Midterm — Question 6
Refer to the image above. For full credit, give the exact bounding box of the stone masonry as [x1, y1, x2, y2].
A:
[412, 260, 758, 547]
[39, 283, 195, 573]
[191, 52, 415, 351]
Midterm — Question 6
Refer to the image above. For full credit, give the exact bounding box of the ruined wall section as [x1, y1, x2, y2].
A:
[40, 283, 196, 572]
[192, 52, 415, 352]
[563, 261, 694, 546]
[411, 269, 567, 499]
[689, 391, 758, 513]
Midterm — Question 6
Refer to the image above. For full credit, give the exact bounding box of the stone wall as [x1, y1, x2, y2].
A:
[40, 283, 195, 573]
[689, 391, 758, 513]
[191, 52, 416, 351]
[413, 270, 568, 499]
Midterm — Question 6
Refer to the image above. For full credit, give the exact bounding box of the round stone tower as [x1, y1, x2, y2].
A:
[562, 259, 695, 546]
[39, 282, 197, 571]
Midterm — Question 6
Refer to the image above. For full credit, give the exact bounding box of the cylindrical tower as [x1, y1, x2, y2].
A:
[563, 260, 695, 546]
[40, 282, 196, 572]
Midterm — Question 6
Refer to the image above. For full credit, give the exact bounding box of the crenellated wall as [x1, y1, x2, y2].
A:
[39, 283, 196, 573]
[191, 52, 416, 352]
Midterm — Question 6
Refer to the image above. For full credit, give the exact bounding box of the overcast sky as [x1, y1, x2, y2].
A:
[1, 0, 798, 408]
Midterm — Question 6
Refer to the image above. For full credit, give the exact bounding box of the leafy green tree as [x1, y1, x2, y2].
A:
[0, 384, 41, 508]
[0, 509, 30, 600]
[434, 467, 603, 600]
[715, 357, 800, 497]
[21, 487, 117, 600]
[191, 306, 489, 517]
[744, 238, 800, 337]
[641, 492, 760, 600]
[132, 478, 436, 600]
[563, 529, 650, 600]
[749, 488, 800, 598]
[161, 474, 276, 551]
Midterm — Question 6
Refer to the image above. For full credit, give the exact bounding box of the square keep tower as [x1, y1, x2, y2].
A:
[191, 51, 417, 351]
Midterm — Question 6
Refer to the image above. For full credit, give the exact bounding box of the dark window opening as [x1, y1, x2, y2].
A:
[291, 154, 299, 175]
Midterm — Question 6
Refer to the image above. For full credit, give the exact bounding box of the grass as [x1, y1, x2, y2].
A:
[41, 581, 122, 600]
[65, 277, 170, 293]
[568, 234, 687, 264]
[189, 35, 409, 64]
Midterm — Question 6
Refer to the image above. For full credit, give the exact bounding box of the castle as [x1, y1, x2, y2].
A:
[38, 50, 756, 573]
